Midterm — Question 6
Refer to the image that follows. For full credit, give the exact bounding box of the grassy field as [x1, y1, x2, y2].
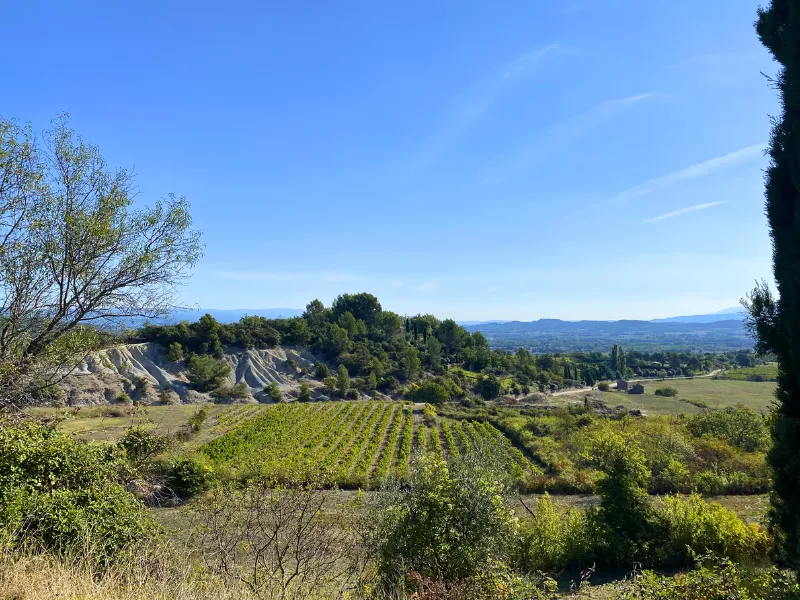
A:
[554, 377, 777, 415]
[720, 364, 779, 381]
[29, 403, 263, 444]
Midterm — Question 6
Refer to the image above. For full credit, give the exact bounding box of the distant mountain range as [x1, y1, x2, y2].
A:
[462, 318, 748, 352]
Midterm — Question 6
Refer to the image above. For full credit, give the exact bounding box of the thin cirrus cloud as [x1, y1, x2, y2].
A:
[611, 143, 766, 206]
[413, 44, 560, 168]
[413, 280, 439, 293]
[477, 92, 656, 184]
[643, 201, 727, 224]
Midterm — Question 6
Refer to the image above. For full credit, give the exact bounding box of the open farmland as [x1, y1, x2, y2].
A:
[200, 400, 539, 489]
[550, 377, 777, 415]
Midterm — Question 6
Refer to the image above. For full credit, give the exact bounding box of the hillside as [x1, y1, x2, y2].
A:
[60, 342, 324, 405]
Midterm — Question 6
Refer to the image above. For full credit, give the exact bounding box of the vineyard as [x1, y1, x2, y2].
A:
[200, 401, 540, 489]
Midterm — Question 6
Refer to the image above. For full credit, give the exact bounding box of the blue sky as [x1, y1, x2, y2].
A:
[2, 1, 778, 320]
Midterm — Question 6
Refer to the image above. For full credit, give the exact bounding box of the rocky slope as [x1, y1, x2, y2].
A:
[60, 343, 322, 405]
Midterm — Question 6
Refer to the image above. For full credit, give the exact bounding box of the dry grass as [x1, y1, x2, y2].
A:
[0, 553, 244, 600]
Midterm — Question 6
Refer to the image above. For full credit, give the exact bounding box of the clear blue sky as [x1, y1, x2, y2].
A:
[2, 1, 778, 321]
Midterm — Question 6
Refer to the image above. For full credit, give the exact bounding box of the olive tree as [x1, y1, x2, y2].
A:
[0, 115, 202, 408]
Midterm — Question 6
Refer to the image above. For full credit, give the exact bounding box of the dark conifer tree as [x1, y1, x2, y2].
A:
[745, 2, 800, 575]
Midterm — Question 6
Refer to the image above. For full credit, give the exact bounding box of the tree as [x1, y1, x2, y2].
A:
[298, 381, 312, 403]
[166, 341, 184, 362]
[610, 344, 619, 373]
[476, 374, 502, 400]
[336, 364, 350, 398]
[407, 381, 449, 405]
[0, 115, 202, 408]
[331, 292, 381, 324]
[374, 455, 517, 591]
[366, 371, 378, 391]
[426, 336, 442, 372]
[744, 2, 800, 575]
[187, 355, 231, 392]
[323, 377, 337, 394]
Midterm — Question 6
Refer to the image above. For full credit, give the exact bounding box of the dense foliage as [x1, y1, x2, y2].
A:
[0, 421, 159, 563]
[745, 0, 800, 576]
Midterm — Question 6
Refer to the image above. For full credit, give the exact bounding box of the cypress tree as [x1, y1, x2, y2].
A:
[745, 2, 800, 575]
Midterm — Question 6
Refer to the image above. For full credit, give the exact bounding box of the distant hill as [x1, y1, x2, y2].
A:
[651, 307, 744, 324]
[465, 318, 749, 352]
[130, 307, 304, 326]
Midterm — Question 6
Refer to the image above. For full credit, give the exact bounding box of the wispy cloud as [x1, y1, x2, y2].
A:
[612, 143, 765, 205]
[478, 92, 656, 184]
[414, 45, 560, 167]
[413, 280, 439, 293]
[643, 201, 727, 224]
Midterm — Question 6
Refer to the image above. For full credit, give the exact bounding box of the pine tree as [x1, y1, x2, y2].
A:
[746, 3, 800, 575]
[336, 364, 350, 398]
[564, 364, 571, 380]
[610, 344, 618, 373]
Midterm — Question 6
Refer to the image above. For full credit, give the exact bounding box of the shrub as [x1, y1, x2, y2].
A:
[313, 362, 330, 378]
[615, 555, 798, 600]
[166, 457, 213, 498]
[656, 494, 769, 566]
[186, 355, 231, 392]
[407, 381, 449, 405]
[298, 381, 312, 402]
[0, 421, 159, 563]
[345, 388, 359, 399]
[158, 386, 178, 405]
[597, 382, 610, 392]
[188, 406, 210, 432]
[655, 387, 678, 397]
[375, 455, 517, 593]
[166, 341, 184, 362]
[336, 364, 350, 397]
[515, 494, 599, 573]
[323, 376, 337, 394]
[476, 375, 502, 400]
[212, 382, 250, 400]
[686, 406, 769, 452]
[423, 403, 437, 425]
[118, 427, 170, 466]
[263, 382, 282, 402]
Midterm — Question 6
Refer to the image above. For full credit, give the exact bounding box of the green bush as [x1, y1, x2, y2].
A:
[375, 455, 517, 592]
[212, 381, 250, 400]
[118, 427, 170, 465]
[422, 403, 437, 425]
[166, 457, 213, 498]
[263, 382, 282, 402]
[407, 380, 449, 405]
[166, 341, 184, 362]
[655, 387, 678, 397]
[186, 355, 231, 392]
[655, 494, 769, 566]
[515, 494, 599, 573]
[686, 406, 769, 452]
[313, 362, 330, 378]
[0, 421, 159, 563]
[188, 406, 210, 432]
[615, 555, 798, 600]
[597, 382, 610, 392]
[298, 381, 312, 402]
